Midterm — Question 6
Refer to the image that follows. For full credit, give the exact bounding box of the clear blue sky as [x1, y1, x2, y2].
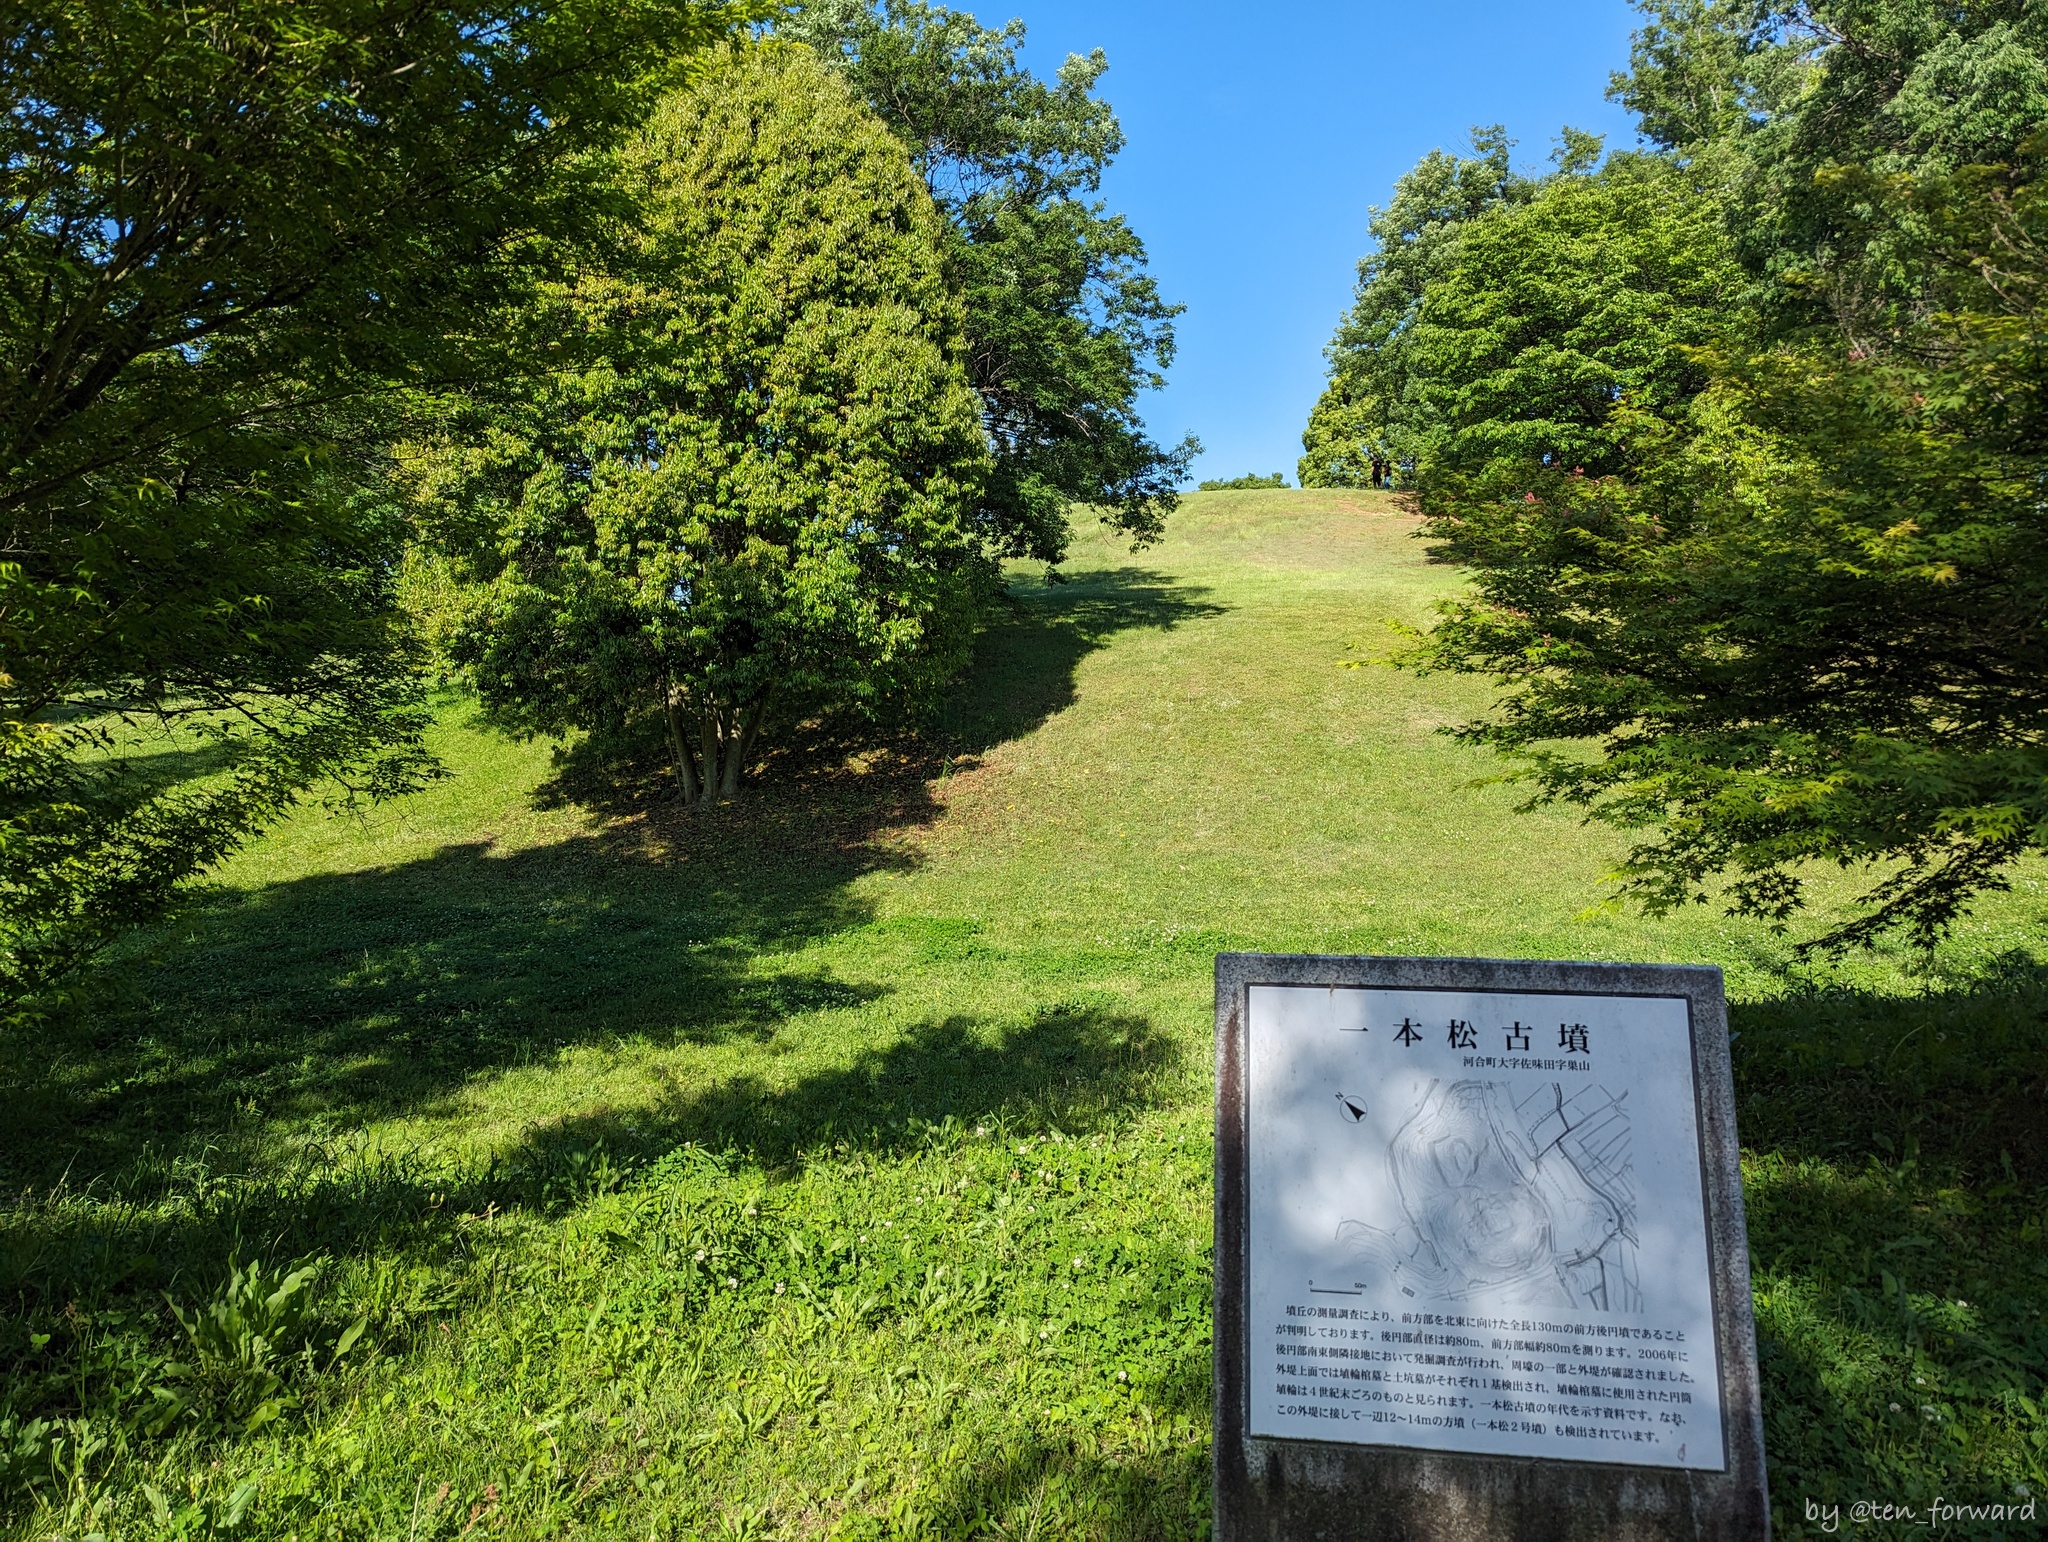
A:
[1007, 0, 1646, 485]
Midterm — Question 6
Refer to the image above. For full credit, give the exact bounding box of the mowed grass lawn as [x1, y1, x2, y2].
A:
[4, 490, 2045, 1539]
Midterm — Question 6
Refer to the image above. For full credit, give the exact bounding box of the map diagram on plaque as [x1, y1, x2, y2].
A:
[1336, 1078, 1640, 1312]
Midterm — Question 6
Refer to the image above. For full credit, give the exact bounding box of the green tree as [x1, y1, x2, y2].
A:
[1403, 5, 2048, 947]
[1414, 153, 2048, 946]
[0, 0, 741, 1008]
[1298, 385, 1388, 490]
[786, 0, 1197, 563]
[412, 45, 990, 806]
[1405, 153, 1740, 504]
[1615, 0, 2048, 319]
[1298, 128, 1536, 488]
[1607, 0, 1780, 153]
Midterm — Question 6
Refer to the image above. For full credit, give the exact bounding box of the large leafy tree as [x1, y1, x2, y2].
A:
[785, 0, 1196, 563]
[1298, 128, 1537, 488]
[1401, 3, 2048, 947]
[0, 0, 742, 1007]
[1405, 152, 1740, 500]
[411, 45, 990, 805]
[1615, 0, 2048, 315]
[1414, 153, 2048, 947]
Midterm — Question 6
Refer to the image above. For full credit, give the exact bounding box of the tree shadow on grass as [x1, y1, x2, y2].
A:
[0, 996, 1202, 1535]
[529, 566, 1226, 827]
[0, 567, 1219, 1314]
[1731, 958, 2048, 1184]
[512, 1002, 1178, 1184]
[0, 1002, 1182, 1305]
[0, 831, 891, 1202]
[1727, 965, 2048, 1529]
[0, 567, 1222, 1195]
[930, 567, 1230, 761]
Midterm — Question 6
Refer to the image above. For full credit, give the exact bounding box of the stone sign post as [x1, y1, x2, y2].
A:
[1214, 953, 1768, 1541]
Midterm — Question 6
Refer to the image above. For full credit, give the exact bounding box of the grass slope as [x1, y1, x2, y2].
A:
[3, 489, 2045, 1539]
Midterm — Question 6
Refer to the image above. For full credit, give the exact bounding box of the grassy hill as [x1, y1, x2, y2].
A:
[4, 489, 2044, 1538]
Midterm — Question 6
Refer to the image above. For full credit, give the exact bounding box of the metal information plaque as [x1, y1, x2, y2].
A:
[1215, 954, 1768, 1542]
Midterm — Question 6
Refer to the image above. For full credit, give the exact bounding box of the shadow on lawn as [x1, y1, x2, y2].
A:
[0, 570, 1217, 1274]
[530, 565, 1227, 828]
[0, 1002, 1182, 1307]
[916, 1437, 1211, 1541]
[1727, 966, 2048, 1531]
[514, 1001, 1178, 1181]
[1730, 958, 2048, 1183]
[0, 828, 894, 1197]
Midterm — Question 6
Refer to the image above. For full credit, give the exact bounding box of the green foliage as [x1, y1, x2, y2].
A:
[1303, 133, 1726, 500]
[1607, 0, 1782, 153]
[1616, 0, 2048, 320]
[411, 46, 990, 806]
[788, 1, 1199, 562]
[1196, 473, 1288, 491]
[1, 681, 434, 1016]
[160, 1261, 363, 1436]
[1406, 153, 1740, 493]
[1367, 3, 2048, 948]
[1297, 126, 1537, 487]
[1298, 385, 1389, 490]
[0, 0, 743, 1008]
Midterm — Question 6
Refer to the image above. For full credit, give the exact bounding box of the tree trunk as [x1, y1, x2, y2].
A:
[666, 688, 775, 806]
[698, 708, 721, 805]
[738, 686, 775, 768]
[661, 681, 701, 804]
[711, 701, 738, 800]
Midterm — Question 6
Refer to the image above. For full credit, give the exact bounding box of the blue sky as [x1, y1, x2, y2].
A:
[1007, 0, 1647, 484]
